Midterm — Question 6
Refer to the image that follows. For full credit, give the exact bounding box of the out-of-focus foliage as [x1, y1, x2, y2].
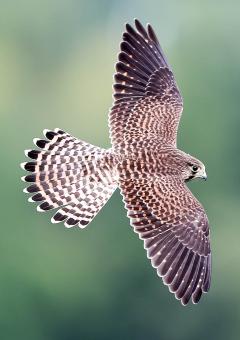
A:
[1, 0, 240, 339]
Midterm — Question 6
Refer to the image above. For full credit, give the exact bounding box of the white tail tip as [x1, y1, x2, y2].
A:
[64, 221, 74, 228]
[24, 150, 31, 157]
[43, 129, 50, 137]
[51, 216, 61, 224]
[54, 128, 63, 133]
[37, 205, 44, 212]
[20, 162, 27, 170]
[33, 138, 40, 146]
[79, 223, 88, 229]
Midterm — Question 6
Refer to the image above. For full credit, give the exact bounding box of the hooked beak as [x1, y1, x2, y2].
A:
[200, 170, 207, 181]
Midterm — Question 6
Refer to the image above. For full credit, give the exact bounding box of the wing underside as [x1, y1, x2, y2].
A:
[120, 177, 211, 305]
[109, 19, 183, 150]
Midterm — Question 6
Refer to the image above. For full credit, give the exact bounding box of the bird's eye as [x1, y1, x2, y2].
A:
[192, 165, 198, 172]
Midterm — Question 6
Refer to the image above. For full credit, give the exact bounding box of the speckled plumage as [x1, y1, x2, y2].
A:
[21, 20, 211, 305]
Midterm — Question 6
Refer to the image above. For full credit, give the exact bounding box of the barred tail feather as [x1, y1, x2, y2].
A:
[21, 128, 118, 228]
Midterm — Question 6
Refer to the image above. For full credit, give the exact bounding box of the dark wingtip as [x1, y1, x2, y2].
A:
[181, 294, 191, 306]
[125, 22, 137, 36]
[192, 289, 203, 304]
[180, 298, 189, 306]
[125, 22, 132, 31]
[147, 23, 159, 44]
[134, 19, 148, 38]
[134, 19, 143, 28]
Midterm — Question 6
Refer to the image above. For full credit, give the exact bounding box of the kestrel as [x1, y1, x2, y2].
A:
[21, 19, 211, 305]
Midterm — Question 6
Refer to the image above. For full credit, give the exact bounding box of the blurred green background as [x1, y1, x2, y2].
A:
[1, 0, 240, 339]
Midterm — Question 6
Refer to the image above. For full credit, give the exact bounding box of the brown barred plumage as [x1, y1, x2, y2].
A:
[22, 129, 118, 227]
[21, 20, 211, 305]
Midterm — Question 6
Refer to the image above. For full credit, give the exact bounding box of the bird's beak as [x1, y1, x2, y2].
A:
[200, 170, 207, 181]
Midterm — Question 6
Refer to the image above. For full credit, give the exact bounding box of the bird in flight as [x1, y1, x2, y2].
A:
[21, 19, 211, 305]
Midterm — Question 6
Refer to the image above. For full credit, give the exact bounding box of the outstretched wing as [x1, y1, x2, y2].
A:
[120, 177, 211, 305]
[109, 19, 183, 151]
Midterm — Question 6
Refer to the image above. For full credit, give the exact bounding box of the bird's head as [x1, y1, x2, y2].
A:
[160, 149, 207, 182]
[181, 154, 207, 182]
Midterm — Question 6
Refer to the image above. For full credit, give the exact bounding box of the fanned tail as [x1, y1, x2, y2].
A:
[21, 128, 118, 228]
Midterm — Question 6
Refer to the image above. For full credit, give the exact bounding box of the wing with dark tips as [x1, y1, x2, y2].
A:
[109, 19, 183, 150]
[120, 176, 211, 305]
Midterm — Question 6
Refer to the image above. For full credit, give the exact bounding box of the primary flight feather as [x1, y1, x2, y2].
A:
[21, 19, 211, 305]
